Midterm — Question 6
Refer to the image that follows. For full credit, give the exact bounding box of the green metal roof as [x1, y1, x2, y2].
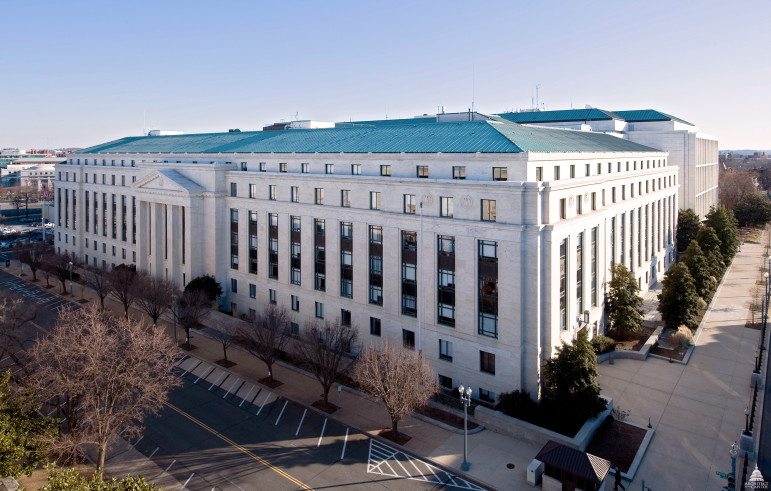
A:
[612, 109, 693, 126]
[495, 109, 620, 124]
[335, 117, 437, 128]
[81, 121, 660, 155]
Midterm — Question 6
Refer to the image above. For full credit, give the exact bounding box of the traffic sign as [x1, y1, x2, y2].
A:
[716, 471, 728, 479]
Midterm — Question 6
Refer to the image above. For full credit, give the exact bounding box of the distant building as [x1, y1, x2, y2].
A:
[54, 119, 676, 400]
[1, 157, 62, 191]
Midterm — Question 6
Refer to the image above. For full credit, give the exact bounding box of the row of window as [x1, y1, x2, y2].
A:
[534, 158, 666, 181]
[59, 171, 137, 186]
[558, 175, 676, 220]
[68, 158, 136, 166]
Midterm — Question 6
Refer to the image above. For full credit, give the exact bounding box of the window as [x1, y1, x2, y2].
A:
[291, 295, 299, 311]
[480, 351, 495, 374]
[416, 166, 429, 178]
[559, 198, 566, 219]
[570, 165, 575, 179]
[559, 238, 567, 329]
[478, 241, 498, 338]
[585, 163, 590, 177]
[269, 289, 277, 304]
[340, 222, 353, 298]
[248, 184, 257, 199]
[269, 185, 276, 200]
[380, 165, 391, 176]
[351, 164, 361, 175]
[291, 186, 299, 202]
[241, 162, 248, 171]
[290, 216, 301, 285]
[230, 182, 237, 197]
[597, 162, 602, 175]
[315, 302, 324, 319]
[370, 317, 381, 336]
[439, 375, 453, 389]
[492, 167, 508, 181]
[535, 167, 543, 181]
[370, 191, 381, 210]
[439, 339, 453, 361]
[402, 329, 415, 349]
[577, 195, 583, 215]
[231, 279, 238, 293]
[481, 199, 496, 221]
[554, 166, 560, 180]
[453, 166, 466, 179]
[315, 188, 324, 204]
[478, 388, 495, 403]
[280, 163, 287, 173]
[612, 187, 617, 203]
[440, 197, 453, 217]
[260, 162, 267, 172]
[249, 283, 256, 299]
[248, 211, 258, 274]
[301, 163, 309, 173]
[591, 192, 597, 211]
[341, 190, 351, 207]
[268, 213, 279, 279]
[314, 218, 325, 291]
[325, 164, 334, 174]
[341, 309, 351, 326]
[230, 208, 239, 270]
[404, 194, 416, 214]
[576, 232, 584, 315]
[437, 235, 455, 326]
[369, 225, 383, 306]
[401, 231, 418, 316]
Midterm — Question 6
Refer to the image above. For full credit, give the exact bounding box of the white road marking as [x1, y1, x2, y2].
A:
[223, 378, 240, 398]
[274, 400, 288, 425]
[295, 409, 307, 436]
[181, 361, 201, 377]
[317, 418, 327, 447]
[238, 386, 254, 407]
[132, 436, 143, 447]
[148, 447, 160, 459]
[164, 459, 176, 472]
[256, 392, 271, 416]
[341, 427, 349, 460]
[194, 366, 213, 384]
[208, 372, 228, 391]
[182, 472, 195, 488]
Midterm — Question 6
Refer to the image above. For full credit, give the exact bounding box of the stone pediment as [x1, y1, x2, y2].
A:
[134, 170, 204, 194]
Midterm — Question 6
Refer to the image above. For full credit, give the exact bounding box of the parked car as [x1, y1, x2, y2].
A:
[0, 242, 10, 249]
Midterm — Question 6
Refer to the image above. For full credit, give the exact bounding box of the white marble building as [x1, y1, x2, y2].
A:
[54, 120, 677, 401]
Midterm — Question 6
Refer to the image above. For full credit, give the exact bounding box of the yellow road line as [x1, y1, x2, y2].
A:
[164, 401, 314, 490]
[30, 321, 48, 334]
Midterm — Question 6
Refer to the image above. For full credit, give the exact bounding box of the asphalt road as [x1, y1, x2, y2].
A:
[0, 270, 486, 490]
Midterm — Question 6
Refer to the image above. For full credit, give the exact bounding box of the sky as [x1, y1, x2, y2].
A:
[1, 0, 769, 150]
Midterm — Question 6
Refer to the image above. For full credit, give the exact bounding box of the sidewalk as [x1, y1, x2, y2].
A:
[598, 234, 766, 490]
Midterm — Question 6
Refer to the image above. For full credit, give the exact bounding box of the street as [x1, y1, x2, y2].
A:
[0, 269, 485, 490]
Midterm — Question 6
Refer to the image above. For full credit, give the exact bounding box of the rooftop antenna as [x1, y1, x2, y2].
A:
[536, 84, 541, 111]
[471, 65, 475, 113]
[293, 112, 299, 121]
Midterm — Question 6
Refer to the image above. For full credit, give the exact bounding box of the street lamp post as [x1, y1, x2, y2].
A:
[458, 385, 472, 472]
[744, 406, 751, 436]
[68, 261, 73, 298]
[729, 441, 738, 491]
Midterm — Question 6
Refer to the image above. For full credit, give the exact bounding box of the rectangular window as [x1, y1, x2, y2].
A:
[241, 162, 247, 171]
[268, 213, 278, 280]
[439, 339, 453, 361]
[560, 238, 567, 330]
[478, 240, 498, 338]
[301, 163, 309, 173]
[493, 167, 508, 181]
[341, 309, 351, 326]
[401, 231, 418, 317]
[554, 166, 560, 180]
[585, 163, 590, 176]
[416, 166, 429, 178]
[291, 295, 299, 311]
[290, 216, 301, 285]
[230, 182, 237, 197]
[314, 218, 325, 291]
[591, 192, 597, 211]
[230, 208, 239, 270]
[231, 279, 238, 293]
[453, 166, 466, 179]
[404, 194, 416, 214]
[559, 198, 566, 220]
[576, 232, 584, 316]
[280, 163, 287, 173]
[576, 195, 583, 215]
[437, 235, 455, 327]
[340, 222, 353, 298]
[249, 283, 256, 299]
[402, 329, 415, 349]
[260, 162, 267, 172]
[481, 200, 496, 221]
[248, 211, 258, 274]
[440, 197, 453, 218]
[535, 166, 543, 181]
[315, 188, 324, 205]
[591, 226, 598, 307]
[249, 184, 257, 199]
[570, 165, 575, 179]
[439, 375, 453, 389]
[478, 388, 495, 403]
[341, 190, 351, 207]
[370, 317, 381, 336]
[370, 191, 381, 210]
[325, 164, 334, 174]
[612, 187, 617, 203]
[480, 351, 495, 374]
[351, 164, 361, 175]
[315, 302, 324, 319]
[380, 165, 391, 176]
[369, 225, 383, 306]
[291, 186, 299, 202]
[269, 288, 277, 304]
[269, 185, 276, 200]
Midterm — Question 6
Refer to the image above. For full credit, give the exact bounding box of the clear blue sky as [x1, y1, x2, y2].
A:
[1, 0, 768, 150]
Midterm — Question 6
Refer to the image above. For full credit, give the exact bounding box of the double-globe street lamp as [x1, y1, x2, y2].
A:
[729, 441, 738, 491]
[458, 385, 473, 472]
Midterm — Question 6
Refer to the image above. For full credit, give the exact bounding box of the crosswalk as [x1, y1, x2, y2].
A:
[0, 277, 69, 311]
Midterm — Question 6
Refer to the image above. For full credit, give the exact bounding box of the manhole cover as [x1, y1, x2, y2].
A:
[506, 463, 515, 469]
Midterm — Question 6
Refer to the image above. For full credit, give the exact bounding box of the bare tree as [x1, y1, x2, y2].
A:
[719, 170, 758, 209]
[294, 319, 358, 408]
[238, 306, 291, 384]
[29, 305, 181, 470]
[43, 251, 74, 294]
[16, 241, 49, 282]
[82, 266, 110, 310]
[353, 340, 440, 438]
[135, 274, 175, 326]
[178, 289, 211, 349]
[0, 292, 36, 378]
[210, 323, 237, 366]
[106, 264, 141, 319]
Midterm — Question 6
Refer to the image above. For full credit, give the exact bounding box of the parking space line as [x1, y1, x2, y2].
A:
[182, 473, 195, 488]
[274, 400, 288, 426]
[148, 447, 159, 459]
[341, 428, 349, 460]
[208, 372, 228, 391]
[317, 419, 327, 447]
[256, 392, 272, 416]
[295, 409, 307, 436]
[132, 436, 143, 447]
[194, 366, 213, 384]
[164, 459, 176, 473]
[238, 386, 254, 407]
[175, 355, 190, 367]
[181, 361, 201, 377]
[223, 379, 242, 398]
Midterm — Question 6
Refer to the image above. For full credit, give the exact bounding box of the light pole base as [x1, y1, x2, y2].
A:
[461, 462, 470, 472]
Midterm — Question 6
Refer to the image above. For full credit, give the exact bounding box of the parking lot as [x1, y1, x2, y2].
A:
[116, 355, 486, 490]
